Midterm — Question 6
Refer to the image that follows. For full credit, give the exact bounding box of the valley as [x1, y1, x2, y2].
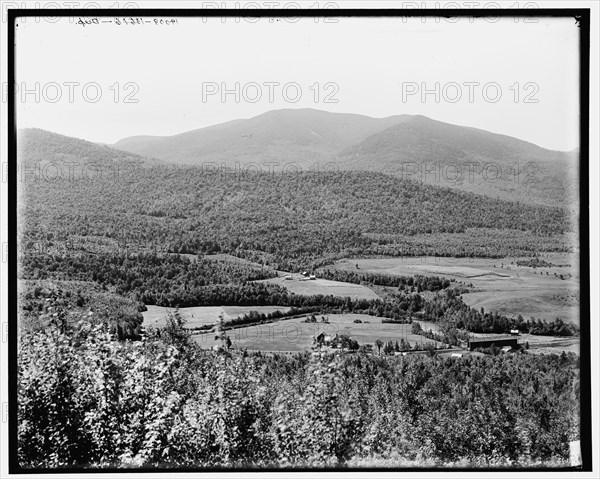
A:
[15, 113, 584, 470]
[11, 5, 589, 470]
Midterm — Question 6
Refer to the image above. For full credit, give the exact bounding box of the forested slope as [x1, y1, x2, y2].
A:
[20, 166, 571, 271]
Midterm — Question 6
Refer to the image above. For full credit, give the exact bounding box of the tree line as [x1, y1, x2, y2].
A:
[318, 269, 452, 291]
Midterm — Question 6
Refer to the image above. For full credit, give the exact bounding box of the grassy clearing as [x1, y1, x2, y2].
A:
[327, 254, 579, 325]
[257, 276, 381, 300]
[142, 305, 290, 329]
[193, 313, 443, 352]
[460, 290, 579, 323]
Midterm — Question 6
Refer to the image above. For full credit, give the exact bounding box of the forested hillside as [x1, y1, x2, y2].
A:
[20, 164, 570, 271]
[18, 128, 160, 167]
[18, 156, 576, 336]
[18, 129, 574, 334]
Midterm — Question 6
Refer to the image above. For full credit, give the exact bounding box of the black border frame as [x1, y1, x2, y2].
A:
[6, 7, 592, 475]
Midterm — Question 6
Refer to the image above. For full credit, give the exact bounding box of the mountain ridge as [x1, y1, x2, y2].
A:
[111, 108, 577, 206]
[20, 108, 577, 207]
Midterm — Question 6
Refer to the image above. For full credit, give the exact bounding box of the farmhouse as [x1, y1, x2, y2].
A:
[313, 332, 339, 348]
[468, 336, 519, 351]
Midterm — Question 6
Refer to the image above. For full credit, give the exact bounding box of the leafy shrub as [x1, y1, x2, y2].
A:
[17, 321, 580, 469]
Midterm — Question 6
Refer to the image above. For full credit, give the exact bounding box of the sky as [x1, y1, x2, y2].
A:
[14, 14, 580, 151]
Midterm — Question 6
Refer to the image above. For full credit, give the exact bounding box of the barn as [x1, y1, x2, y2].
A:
[468, 336, 519, 351]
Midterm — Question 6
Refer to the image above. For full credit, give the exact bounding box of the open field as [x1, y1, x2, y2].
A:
[193, 313, 443, 352]
[257, 275, 381, 300]
[460, 290, 579, 323]
[521, 335, 580, 355]
[142, 305, 291, 329]
[325, 253, 579, 324]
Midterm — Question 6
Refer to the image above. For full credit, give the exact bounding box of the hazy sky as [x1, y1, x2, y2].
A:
[14, 14, 580, 150]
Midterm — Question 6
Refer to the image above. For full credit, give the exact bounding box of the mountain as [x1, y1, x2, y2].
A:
[19, 127, 570, 271]
[113, 109, 577, 206]
[114, 108, 405, 167]
[337, 115, 578, 206]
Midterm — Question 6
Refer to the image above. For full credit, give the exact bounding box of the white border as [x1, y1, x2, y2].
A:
[0, 1, 597, 478]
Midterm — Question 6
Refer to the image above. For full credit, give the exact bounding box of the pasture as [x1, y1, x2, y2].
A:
[257, 275, 381, 300]
[142, 305, 291, 329]
[193, 313, 443, 352]
[326, 254, 579, 325]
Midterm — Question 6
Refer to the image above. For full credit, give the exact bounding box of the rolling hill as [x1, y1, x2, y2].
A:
[113, 109, 578, 206]
[114, 109, 406, 167]
[18, 128, 161, 169]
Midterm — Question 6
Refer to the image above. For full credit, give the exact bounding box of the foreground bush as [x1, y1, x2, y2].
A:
[17, 322, 580, 469]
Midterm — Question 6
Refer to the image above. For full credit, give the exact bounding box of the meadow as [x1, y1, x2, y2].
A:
[326, 253, 579, 325]
[257, 275, 381, 300]
[192, 313, 444, 352]
[142, 305, 291, 329]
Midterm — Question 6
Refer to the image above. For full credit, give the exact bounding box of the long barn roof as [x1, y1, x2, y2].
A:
[468, 336, 517, 343]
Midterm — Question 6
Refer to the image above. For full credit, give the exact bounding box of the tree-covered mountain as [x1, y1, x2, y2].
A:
[19, 130, 571, 273]
[338, 115, 578, 207]
[114, 108, 405, 167]
[112, 109, 577, 206]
